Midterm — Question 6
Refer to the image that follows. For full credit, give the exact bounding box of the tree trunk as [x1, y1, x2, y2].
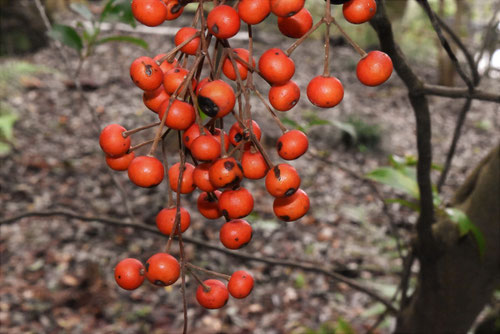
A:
[396, 144, 500, 333]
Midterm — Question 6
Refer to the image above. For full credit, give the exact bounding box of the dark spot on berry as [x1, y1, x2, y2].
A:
[285, 188, 296, 197]
[198, 96, 219, 117]
[145, 262, 150, 272]
[277, 141, 283, 152]
[212, 23, 219, 34]
[279, 215, 290, 221]
[154, 280, 166, 286]
[273, 165, 281, 180]
[286, 11, 297, 17]
[222, 209, 229, 220]
[224, 161, 235, 171]
[145, 64, 153, 76]
[235, 237, 239, 241]
[275, 52, 280, 55]
[185, 135, 190, 142]
[118, 275, 121, 279]
[234, 133, 243, 142]
[174, 68, 180, 73]
[172, 4, 181, 13]
[242, 275, 246, 278]
[291, 99, 298, 106]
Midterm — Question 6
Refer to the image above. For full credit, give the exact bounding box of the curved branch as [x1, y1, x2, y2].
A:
[0, 210, 397, 313]
[420, 84, 500, 103]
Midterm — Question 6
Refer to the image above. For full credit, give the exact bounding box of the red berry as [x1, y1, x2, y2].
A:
[228, 120, 262, 150]
[156, 207, 191, 235]
[342, 0, 377, 24]
[106, 151, 136, 171]
[114, 258, 145, 290]
[99, 124, 131, 157]
[265, 163, 301, 197]
[259, 48, 295, 85]
[162, 0, 184, 20]
[306, 75, 344, 108]
[197, 191, 222, 219]
[273, 188, 310, 221]
[196, 279, 229, 309]
[356, 51, 393, 86]
[183, 123, 208, 149]
[219, 219, 252, 249]
[268, 80, 300, 111]
[143, 85, 169, 113]
[190, 134, 221, 162]
[228, 270, 254, 298]
[145, 253, 180, 286]
[270, 0, 305, 17]
[207, 5, 241, 39]
[174, 27, 200, 55]
[222, 48, 255, 81]
[130, 56, 164, 91]
[277, 129, 309, 160]
[193, 162, 217, 192]
[208, 157, 243, 189]
[131, 0, 167, 27]
[168, 162, 196, 194]
[158, 99, 196, 131]
[163, 67, 197, 95]
[219, 187, 254, 220]
[153, 54, 178, 74]
[277, 7, 313, 38]
[197, 80, 236, 119]
[237, 0, 271, 25]
[241, 150, 269, 180]
[128, 155, 165, 188]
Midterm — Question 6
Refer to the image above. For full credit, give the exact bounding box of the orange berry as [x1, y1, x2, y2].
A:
[153, 54, 178, 74]
[241, 150, 269, 180]
[99, 124, 131, 157]
[265, 163, 300, 197]
[143, 85, 169, 113]
[130, 56, 164, 91]
[197, 80, 236, 118]
[128, 155, 164, 188]
[131, 0, 167, 27]
[114, 258, 145, 290]
[183, 123, 208, 149]
[209, 157, 244, 189]
[190, 134, 221, 162]
[145, 253, 180, 286]
[219, 219, 252, 249]
[155, 206, 191, 235]
[174, 27, 200, 55]
[207, 5, 241, 39]
[162, 0, 184, 20]
[277, 129, 308, 160]
[258, 48, 295, 85]
[273, 188, 310, 221]
[197, 191, 222, 219]
[228, 120, 262, 150]
[193, 163, 217, 192]
[219, 187, 254, 220]
[163, 67, 197, 95]
[168, 162, 196, 194]
[342, 0, 376, 24]
[222, 48, 255, 81]
[306, 75, 344, 108]
[237, 0, 271, 25]
[268, 80, 300, 111]
[196, 279, 229, 309]
[158, 99, 195, 131]
[106, 151, 135, 171]
[277, 7, 313, 38]
[270, 0, 305, 17]
[356, 50, 393, 86]
[228, 270, 254, 298]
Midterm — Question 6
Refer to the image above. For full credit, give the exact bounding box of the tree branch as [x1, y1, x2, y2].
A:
[0, 209, 397, 313]
[420, 84, 500, 103]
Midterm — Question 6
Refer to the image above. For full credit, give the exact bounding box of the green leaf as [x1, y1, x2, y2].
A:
[366, 167, 420, 198]
[385, 198, 420, 211]
[335, 317, 356, 334]
[445, 207, 486, 257]
[48, 24, 83, 52]
[101, 0, 136, 27]
[0, 110, 18, 141]
[280, 117, 306, 132]
[330, 120, 357, 141]
[96, 35, 148, 49]
[70, 3, 94, 21]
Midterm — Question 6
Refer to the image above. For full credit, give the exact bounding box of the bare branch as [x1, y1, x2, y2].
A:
[420, 84, 500, 102]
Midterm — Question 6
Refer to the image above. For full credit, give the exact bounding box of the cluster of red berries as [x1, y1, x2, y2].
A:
[101, 0, 393, 311]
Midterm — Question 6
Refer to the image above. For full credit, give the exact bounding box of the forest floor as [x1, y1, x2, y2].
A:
[1, 8, 499, 334]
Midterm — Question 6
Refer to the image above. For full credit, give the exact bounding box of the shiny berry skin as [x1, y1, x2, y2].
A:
[131, 0, 167, 27]
[130, 56, 164, 91]
[270, 0, 305, 17]
[143, 85, 169, 113]
[128, 156, 165, 188]
[99, 124, 131, 157]
[196, 279, 229, 309]
[228, 270, 254, 298]
[114, 258, 145, 290]
[209, 157, 244, 189]
[237, 0, 271, 25]
[174, 27, 200, 55]
[153, 54, 178, 74]
[168, 162, 196, 194]
[197, 80, 236, 119]
[307, 75, 344, 108]
[197, 191, 222, 219]
[145, 253, 180, 286]
[106, 151, 135, 171]
[190, 135, 221, 162]
[273, 188, 310, 221]
[223, 48, 255, 81]
[241, 150, 269, 180]
[193, 162, 216, 192]
[277, 129, 309, 160]
[219, 219, 252, 249]
[356, 51, 393, 86]
[183, 123, 208, 149]
[162, 0, 184, 20]
[158, 99, 196, 131]
[207, 5, 241, 40]
[268, 80, 300, 111]
[163, 67, 197, 95]
[228, 120, 262, 149]
[342, 0, 376, 24]
[277, 7, 312, 38]
[219, 187, 254, 220]
[195, 77, 211, 95]
[155, 206, 191, 235]
[265, 163, 300, 197]
[258, 48, 295, 85]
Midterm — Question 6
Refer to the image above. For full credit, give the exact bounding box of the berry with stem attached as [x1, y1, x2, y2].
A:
[265, 163, 301, 197]
[145, 253, 180, 286]
[114, 258, 145, 290]
[228, 270, 254, 298]
[130, 56, 164, 91]
[207, 5, 241, 40]
[273, 188, 310, 221]
[237, 0, 271, 25]
[132, 0, 167, 27]
[356, 50, 393, 86]
[128, 155, 165, 188]
[277, 7, 313, 38]
[219, 219, 253, 249]
[277, 129, 309, 160]
[196, 279, 229, 309]
[307, 75, 344, 108]
[219, 187, 254, 220]
[197, 191, 222, 219]
[156, 206, 191, 235]
[168, 162, 196, 194]
[268, 80, 301, 111]
[259, 48, 295, 85]
[99, 124, 131, 157]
